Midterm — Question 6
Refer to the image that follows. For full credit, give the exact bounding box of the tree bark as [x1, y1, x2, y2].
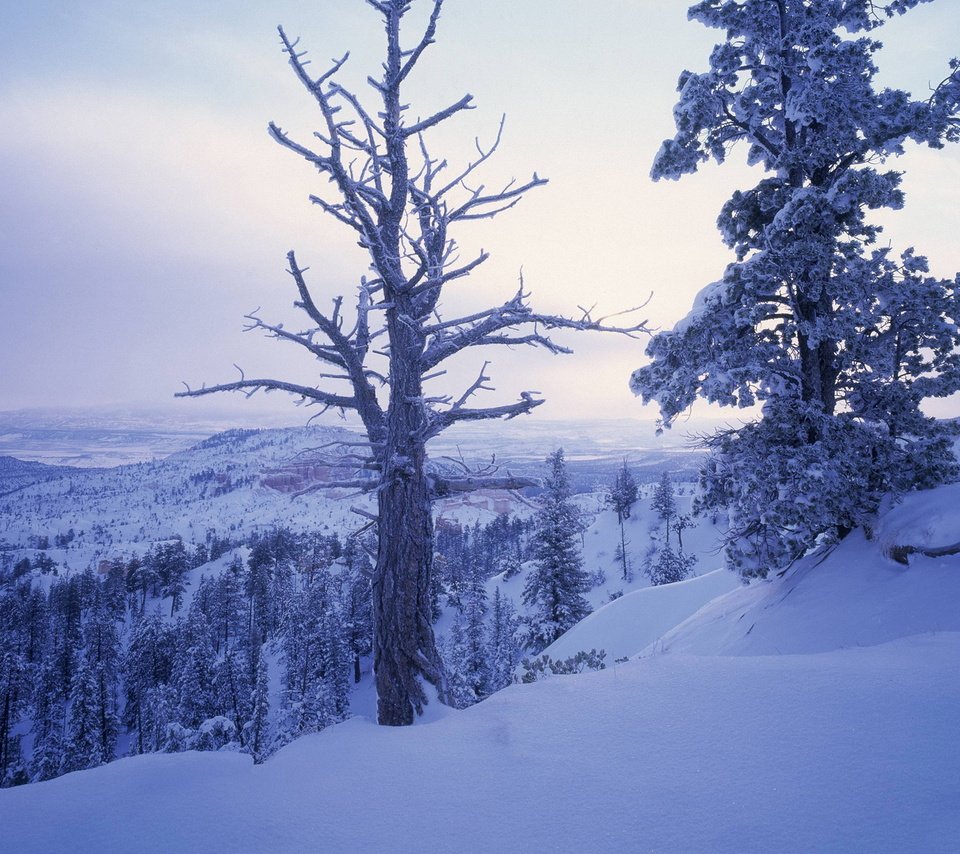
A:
[373, 414, 446, 722]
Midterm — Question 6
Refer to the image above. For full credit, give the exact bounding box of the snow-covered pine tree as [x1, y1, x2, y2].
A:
[340, 549, 373, 684]
[522, 450, 591, 651]
[245, 540, 275, 642]
[173, 603, 218, 731]
[215, 650, 252, 749]
[123, 610, 175, 755]
[632, 0, 960, 578]
[608, 462, 638, 522]
[607, 461, 638, 580]
[486, 587, 522, 693]
[247, 646, 270, 762]
[82, 603, 121, 766]
[277, 573, 350, 742]
[155, 540, 190, 616]
[651, 471, 677, 549]
[648, 546, 691, 586]
[62, 656, 104, 774]
[30, 655, 66, 781]
[0, 649, 27, 784]
[442, 560, 489, 708]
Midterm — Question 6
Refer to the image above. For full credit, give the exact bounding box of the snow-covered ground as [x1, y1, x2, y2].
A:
[2, 485, 957, 852]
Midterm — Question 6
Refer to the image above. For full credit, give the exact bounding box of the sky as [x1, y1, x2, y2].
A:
[1, 0, 959, 426]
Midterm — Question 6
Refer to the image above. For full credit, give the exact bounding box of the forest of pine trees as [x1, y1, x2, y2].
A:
[0, 510, 538, 786]
[0, 447, 716, 785]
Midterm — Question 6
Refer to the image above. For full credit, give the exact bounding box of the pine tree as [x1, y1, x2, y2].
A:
[247, 646, 270, 762]
[30, 655, 66, 781]
[123, 610, 175, 755]
[487, 588, 521, 693]
[522, 450, 591, 651]
[82, 604, 121, 766]
[608, 461, 638, 522]
[651, 471, 677, 549]
[174, 604, 217, 730]
[632, 0, 960, 578]
[279, 574, 350, 740]
[215, 650, 252, 748]
[0, 650, 27, 784]
[62, 657, 103, 773]
[648, 546, 692, 586]
[607, 461, 638, 580]
[245, 541, 274, 642]
[341, 555, 373, 684]
[443, 562, 490, 708]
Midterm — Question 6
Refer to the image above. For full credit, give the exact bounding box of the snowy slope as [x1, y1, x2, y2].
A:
[2, 485, 957, 852]
[542, 567, 740, 661]
[651, 486, 960, 658]
[1, 635, 956, 853]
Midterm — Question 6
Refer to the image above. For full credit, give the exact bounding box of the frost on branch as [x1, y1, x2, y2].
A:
[176, 0, 649, 725]
[634, 0, 960, 578]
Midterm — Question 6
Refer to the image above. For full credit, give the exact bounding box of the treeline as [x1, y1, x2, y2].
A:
[0, 514, 534, 788]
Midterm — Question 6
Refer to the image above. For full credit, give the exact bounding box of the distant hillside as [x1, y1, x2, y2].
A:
[0, 456, 84, 497]
[0, 406, 708, 482]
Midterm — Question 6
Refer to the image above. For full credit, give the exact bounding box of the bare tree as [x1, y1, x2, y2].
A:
[178, 0, 647, 726]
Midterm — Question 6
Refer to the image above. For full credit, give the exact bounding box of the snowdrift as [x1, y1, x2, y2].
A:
[653, 485, 960, 658]
[542, 567, 740, 661]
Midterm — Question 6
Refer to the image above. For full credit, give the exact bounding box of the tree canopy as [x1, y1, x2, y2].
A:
[632, 0, 960, 576]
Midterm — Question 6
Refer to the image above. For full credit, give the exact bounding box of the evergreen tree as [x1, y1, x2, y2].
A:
[341, 554, 373, 684]
[123, 610, 175, 755]
[522, 450, 591, 651]
[651, 471, 677, 548]
[487, 588, 522, 693]
[0, 650, 27, 784]
[608, 461, 638, 522]
[607, 461, 638, 581]
[82, 604, 121, 765]
[443, 614, 474, 709]
[278, 575, 350, 742]
[154, 540, 190, 615]
[30, 655, 66, 781]
[443, 564, 489, 708]
[62, 657, 104, 773]
[247, 646, 270, 762]
[648, 545, 694, 587]
[174, 604, 217, 730]
[632, 0, 960, 577]
[215, 650, 252, 749]
[245, 541, 274, 641]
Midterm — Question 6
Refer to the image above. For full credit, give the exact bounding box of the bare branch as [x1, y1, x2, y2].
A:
[429, 473, 539, 499]
[243, 312, 349, 369]
[397, 0, 444, 84]
[350, 505, 379, 522]
[404, 94, 474, 137]
[426, 390, 545, 438]
[175, 378, 357, 410]
[293, 479, 378, 498]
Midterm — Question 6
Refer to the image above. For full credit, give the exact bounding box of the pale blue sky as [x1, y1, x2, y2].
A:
[1, 1, 958, 423]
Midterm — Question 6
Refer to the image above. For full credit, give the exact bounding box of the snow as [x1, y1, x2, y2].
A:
[655, 486, 960, 658]
[2, 484, 958, 852]
[875, 481, 960, 554]
[543, 567, 740, 661]
[2, 635, 957, 853]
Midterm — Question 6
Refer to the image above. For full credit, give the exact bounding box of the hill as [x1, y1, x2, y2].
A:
[1, 484, 957, 852]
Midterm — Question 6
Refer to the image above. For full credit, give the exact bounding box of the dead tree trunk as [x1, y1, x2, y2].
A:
[177, 0, 649, 725]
